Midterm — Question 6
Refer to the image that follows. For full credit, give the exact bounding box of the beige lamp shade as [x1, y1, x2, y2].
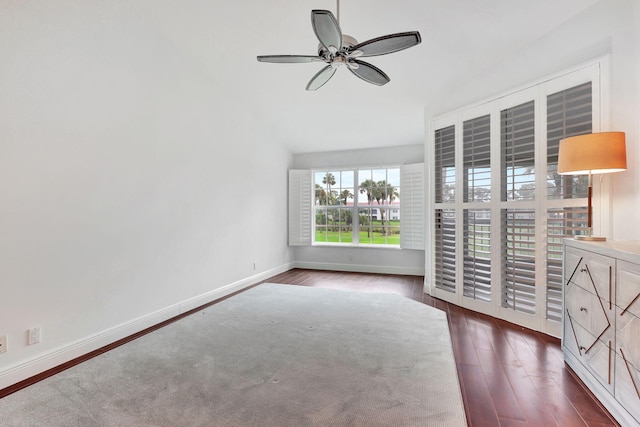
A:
[558, 132, 627, 175]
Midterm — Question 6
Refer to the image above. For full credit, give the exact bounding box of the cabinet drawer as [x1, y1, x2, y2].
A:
[564, 318, 614, 393]
[566, 281, 612, 339]
[565, 248, 614, 302]
[615, 352, 640, 424]
[618, 260, 640, 319]
[617, 306, 640, 372]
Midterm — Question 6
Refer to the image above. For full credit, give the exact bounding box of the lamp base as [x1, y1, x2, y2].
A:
[575, 235, 607, 242]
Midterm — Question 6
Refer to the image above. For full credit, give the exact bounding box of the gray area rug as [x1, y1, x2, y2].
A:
[0, 283, 467, 426]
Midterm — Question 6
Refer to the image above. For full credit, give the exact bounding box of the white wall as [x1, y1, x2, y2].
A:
[425, 0, 640, 241]
[293, 145, 425, 275]
[0, 2, 293, 388]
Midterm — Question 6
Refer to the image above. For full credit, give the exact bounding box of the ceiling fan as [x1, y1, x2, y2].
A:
[256, 1, 421, 91]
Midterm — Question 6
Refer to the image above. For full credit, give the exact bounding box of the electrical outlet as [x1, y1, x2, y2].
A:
[29, 327, 41, 345]
[0, 335, 7, 354]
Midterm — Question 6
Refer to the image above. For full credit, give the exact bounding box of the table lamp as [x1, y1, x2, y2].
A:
[557, 132, 627, 241]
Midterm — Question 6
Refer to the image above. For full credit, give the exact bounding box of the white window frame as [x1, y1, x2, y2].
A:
[289, 164, 424, 250]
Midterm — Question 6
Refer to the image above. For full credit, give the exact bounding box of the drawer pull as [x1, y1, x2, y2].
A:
[580, 267, 587, 273]
[621, 348, 640, 400]
[621, 292, 640, 317]
[579, 346, 586, 352]
[580, 307, 587, 312]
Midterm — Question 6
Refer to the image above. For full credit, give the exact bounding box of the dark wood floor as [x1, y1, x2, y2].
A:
[262, 269, 619, 427]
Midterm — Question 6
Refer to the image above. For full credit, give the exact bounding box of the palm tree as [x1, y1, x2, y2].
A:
[339, 189, 353, 205]
[337, 189, 354, 233]
[359, 179, 377, 238]
[322, 173, 336, 197]
[315, 184, 327, 205]
[374, 180, 390, 235]
[378, 181, 399, 236]
[323, 172, 337, 228]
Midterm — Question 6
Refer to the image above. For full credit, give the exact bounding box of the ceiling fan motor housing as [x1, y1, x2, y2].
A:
[317, 34, 358, 56]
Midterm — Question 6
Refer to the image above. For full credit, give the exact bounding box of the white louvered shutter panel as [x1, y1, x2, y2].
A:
[288, 170, 312, 246]
[502, 209, 536, 315]
[545, 82, 592, 321]
[434, 125, 456, 294]
[400, 163, 425, 250]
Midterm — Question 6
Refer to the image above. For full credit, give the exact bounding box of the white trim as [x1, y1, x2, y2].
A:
[0, 262, 294, 391]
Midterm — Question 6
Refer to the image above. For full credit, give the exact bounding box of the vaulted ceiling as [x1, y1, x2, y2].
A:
[135, 0, 600, 153]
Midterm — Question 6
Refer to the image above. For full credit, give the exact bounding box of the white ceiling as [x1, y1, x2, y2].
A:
[136, 0, 600, 154]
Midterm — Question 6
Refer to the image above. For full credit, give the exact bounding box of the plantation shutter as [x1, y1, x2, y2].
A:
[434, 124, 456, 293]
[400, 163, 425, 250]
[430, 63, 603, 335]
[435, 209, 456, 293]
[547, 82, 592, 200]
[288, 169, 312, 246]
[501, 101, 535, 201]
[463, 115, 491, 202]
[463, 209, 491, 302]
[435, 125, 456, 203]
[545, 82, 592, 321]
[461, 115, 492, 303]
[502, 209, 536, 314]
[499, 100, 536, 314]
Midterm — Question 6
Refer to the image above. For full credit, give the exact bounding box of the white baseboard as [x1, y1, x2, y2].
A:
[0, 262, 294, 391]
[177, 262, 294, 313]
[294, 261, 425, 276]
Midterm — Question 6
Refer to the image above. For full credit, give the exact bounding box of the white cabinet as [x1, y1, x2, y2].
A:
[563, 239, 640, 427]
[563, 245, 615, 394]
[615, 260, 640, 422]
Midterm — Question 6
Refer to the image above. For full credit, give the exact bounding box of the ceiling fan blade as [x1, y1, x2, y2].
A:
[351, 31, 421, 57]
[311, 10, 342, 52]
[306, 65, 337, 91]
[257, 55, 324, 63]
[348, 60, 390, 86]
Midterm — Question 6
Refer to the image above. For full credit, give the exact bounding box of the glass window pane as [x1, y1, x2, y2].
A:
[463, 209, 491, 302]
[387, 168, 400, 187]
[435, 209, 456, 293]
[502, 101, 535, 201]
[502, 209, 536, 315]
[435, 125, 456, 203]
[463, 115, 492, 202]
[547, 82, 591, 200]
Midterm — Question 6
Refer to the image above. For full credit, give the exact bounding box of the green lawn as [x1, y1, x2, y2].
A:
[315, 220, 400, 245]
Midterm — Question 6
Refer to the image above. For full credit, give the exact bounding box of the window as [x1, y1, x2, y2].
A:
[430, 61, 603, 335]
[463, 115, 492, 202]
[289, 164, 424, 249]
[315, 167, 401, 246]
[314, 170, 355, 244]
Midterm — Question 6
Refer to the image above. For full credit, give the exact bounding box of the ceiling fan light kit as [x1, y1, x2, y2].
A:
[257, 5, 421, 91]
